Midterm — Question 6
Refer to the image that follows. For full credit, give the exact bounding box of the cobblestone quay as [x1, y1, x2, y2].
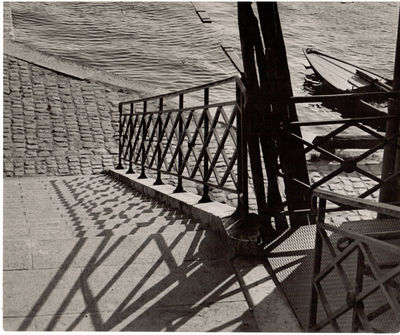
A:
[3, 55, 138, 177]
[3, 53, 385, 217]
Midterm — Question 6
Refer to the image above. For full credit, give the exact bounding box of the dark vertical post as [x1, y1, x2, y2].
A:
[247, 2, 288, 233]
[237, 2, 284, 241]
[308, 197, 325, 331]
[199, 88, 212, 203]
[234, 84, 244, 219]
[257, 2, 310, 227]
[174, 94, 185, 193]
[238, 85, 249, 216]
[380, 9, 400, 204]
[352, 248, 365, 332]
[116, 103, 124, 169]
[126, 103, 135, 174]
[138, 100, 147, 179]
[154, 98, 164, 185]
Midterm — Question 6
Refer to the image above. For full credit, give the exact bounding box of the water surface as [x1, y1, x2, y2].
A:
[10, 2, 399, 134]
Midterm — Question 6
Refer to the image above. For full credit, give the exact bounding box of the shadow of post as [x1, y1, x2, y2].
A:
[14, 175, 258, 331]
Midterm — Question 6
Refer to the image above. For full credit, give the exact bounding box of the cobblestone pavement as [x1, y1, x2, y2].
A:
[307, 160, 382, 223]
[3, 55, 136, 177]
[3, 50, 385, 225]
[3, 174, 259, 331]
[210, 158, 383, 224]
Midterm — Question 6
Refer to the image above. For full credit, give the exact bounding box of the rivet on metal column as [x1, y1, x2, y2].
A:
[154, 97, 164, 185]
[138, 100, 147, 179]
[199, 87, 212, 203]
[116, 102, 124, 169]
[173, 94, 185, 193]
[126, 103, 135, 174]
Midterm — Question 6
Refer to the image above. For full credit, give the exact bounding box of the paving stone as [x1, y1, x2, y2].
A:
[3, 268, 84, 318]
[4, 240, 32, 270]
[3, 317, 37, 331]
[37, 151, 50, 157]
[353, 182, 366, 188]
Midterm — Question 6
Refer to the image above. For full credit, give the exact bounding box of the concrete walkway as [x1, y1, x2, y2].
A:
[3, 174, 260, 331]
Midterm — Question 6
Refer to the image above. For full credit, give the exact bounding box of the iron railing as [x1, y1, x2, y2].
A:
[116, 76, 248, 210]
[279, 90, 400, 219]
[309, 189, 400, 332]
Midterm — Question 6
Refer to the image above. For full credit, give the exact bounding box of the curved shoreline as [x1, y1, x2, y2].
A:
[4, 38, 168, 98]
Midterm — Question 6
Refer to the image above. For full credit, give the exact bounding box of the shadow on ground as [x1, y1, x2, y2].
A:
[4, 175, 257, 331]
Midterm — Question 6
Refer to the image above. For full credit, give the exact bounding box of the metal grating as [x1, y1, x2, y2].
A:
[263, 219, 400, 332]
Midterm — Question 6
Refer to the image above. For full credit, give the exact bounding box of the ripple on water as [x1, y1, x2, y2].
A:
[10, 2, 399, 135]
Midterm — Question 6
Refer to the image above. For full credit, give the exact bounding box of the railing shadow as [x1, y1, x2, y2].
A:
[15, 175, 256, 331]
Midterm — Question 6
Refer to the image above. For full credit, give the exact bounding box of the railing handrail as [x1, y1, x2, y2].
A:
[119, 76, 245, 106]
[285, 115, 400, 127]
[290, 90, 400, 104]
[120, 100, 237, 117]
[313, 188, 400, 218]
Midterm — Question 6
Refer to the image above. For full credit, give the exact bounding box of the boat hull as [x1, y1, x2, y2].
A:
[303, 48, 389, 121]
[303, 48, 391, 93]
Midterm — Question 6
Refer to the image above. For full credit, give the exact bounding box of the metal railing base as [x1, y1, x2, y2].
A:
[198, 194, 212, 204]
[153, 179, 164, 186]
[173, 185, 185, 193]
[225, 213, 261, 244]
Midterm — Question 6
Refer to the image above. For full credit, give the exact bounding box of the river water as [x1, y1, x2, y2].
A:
[10, 2, 399, 135]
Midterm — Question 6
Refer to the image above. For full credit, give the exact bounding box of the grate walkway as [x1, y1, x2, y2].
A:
[265, 222, 400, 332]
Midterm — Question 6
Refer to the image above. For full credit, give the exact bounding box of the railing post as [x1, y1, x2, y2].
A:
[199, 87, 212, 203]
[116, 103, 124, 169]
[154, 98, 164, 185]
[380, 11, 400, 206]
[173, 94, 185, 193]
[236, 85, 243, 216]
[126, 103, 135, 174]
[138, 101, 147, 179]
[308, 196, 326, 331]
[237, 84, 249, 216]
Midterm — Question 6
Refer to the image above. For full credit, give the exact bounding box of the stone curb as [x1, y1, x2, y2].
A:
[105, 168, 259, 256]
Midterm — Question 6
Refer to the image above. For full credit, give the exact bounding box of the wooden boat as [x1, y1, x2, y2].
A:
[303, 48, 392, 93]
[303, 48, 392, 116]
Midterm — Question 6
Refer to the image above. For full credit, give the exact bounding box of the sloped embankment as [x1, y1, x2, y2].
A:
[3, 55, 138, 177]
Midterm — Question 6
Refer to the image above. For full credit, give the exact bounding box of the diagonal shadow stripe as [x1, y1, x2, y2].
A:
[44, 235, 126, 331]
[66, 234, 156, 331]
[18, 238, 87, 331]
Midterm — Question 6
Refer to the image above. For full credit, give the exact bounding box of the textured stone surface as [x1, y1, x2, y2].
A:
[232, 258, 302, 332]
[3, 175, 265, 332]
[3, 55, 136, 177]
